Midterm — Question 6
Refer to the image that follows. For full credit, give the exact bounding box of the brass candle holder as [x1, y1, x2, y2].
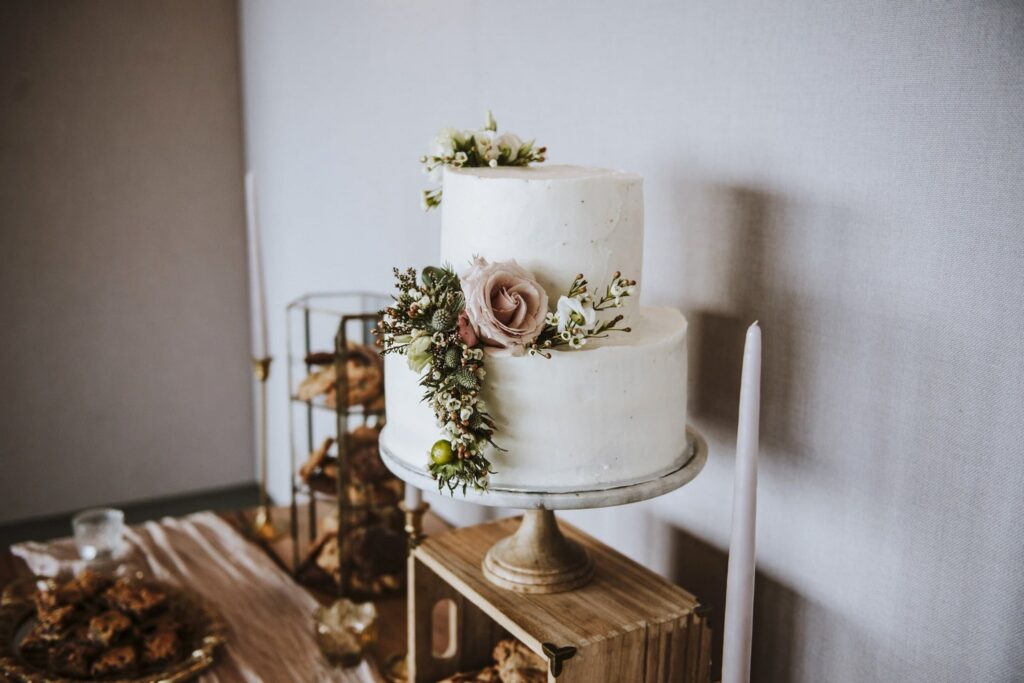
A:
[399, 499, 430, 549]
[251, 356, 286, 541]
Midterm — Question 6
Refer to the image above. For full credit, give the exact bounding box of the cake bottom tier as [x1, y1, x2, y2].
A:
[381, 306, 689, 491]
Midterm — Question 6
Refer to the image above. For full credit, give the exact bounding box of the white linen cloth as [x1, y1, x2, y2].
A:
[12, 511, 378, 683]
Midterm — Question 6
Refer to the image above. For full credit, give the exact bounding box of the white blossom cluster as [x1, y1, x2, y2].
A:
[528, 273, 637, 356]
[420, 111, 546, 210]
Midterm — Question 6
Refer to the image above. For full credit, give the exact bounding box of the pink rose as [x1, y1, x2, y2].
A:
[461, 256, 549, 355]
[457, 311, 479, 347]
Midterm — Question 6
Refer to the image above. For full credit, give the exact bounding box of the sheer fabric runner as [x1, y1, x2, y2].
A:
[12, 511, 377, 682]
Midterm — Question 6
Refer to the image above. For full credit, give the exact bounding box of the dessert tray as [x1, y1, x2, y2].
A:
[0, 572, 225, 682]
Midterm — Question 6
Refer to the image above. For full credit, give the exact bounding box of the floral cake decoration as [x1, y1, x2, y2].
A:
[419, 111, 546, 210]
[378, 259, 636, 494]
[380, 112, 636, 493]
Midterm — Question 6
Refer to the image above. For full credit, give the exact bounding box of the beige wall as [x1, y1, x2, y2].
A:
[0, 0, 253, 523]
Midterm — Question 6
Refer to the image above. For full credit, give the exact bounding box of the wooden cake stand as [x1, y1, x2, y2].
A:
[380, 426, 708, 594]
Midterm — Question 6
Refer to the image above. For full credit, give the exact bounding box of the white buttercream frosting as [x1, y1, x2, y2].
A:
[381, 307, 688, 491]
[441, 165, 644, 324]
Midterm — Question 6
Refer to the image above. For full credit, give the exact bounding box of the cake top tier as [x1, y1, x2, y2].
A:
[440, 164, 644, 320]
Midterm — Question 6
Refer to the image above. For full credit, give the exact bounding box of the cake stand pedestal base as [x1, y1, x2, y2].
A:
[482, 509, 593, 594]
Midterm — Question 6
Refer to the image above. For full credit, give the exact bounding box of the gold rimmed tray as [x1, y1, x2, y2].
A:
[0, 575, 225, 683]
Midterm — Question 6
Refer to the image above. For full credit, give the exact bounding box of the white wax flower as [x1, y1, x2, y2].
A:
[431, 127, 463, 156]
[556, 295, 597, 333]
[494, 133, 523, 162]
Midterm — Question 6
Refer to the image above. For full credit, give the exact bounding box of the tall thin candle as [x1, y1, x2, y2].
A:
[244, 172, 269, 359]
[722, 321, 761, 683]
[404, 483, 423, 510]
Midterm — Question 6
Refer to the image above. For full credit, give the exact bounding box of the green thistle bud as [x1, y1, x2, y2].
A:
[432, 308, 455, 332]
[454, 367, 479, 391]
[444, 346, 460, 368]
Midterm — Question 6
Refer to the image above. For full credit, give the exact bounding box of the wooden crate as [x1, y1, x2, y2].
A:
[409, 516, 713, 682]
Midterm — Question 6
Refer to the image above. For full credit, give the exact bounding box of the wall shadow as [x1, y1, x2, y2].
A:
[663, 523, 798, 683]
[680, 184, 807, 462]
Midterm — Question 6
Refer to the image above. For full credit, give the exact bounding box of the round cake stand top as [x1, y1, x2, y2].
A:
[380, 425, 707, 511]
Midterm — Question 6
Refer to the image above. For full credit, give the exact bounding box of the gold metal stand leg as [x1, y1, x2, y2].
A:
[482, 508, 594, 594]
[250, 356, 286, 541]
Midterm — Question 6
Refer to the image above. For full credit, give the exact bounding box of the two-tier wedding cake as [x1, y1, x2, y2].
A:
[381, 163, 689, 492]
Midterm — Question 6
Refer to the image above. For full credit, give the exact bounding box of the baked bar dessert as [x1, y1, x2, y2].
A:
[88, 609, 133, 647]
[141, 628, 181, 666]
[90, 644, 138, 678]
[64, 568, 111, 600]
[36, 604, 76, 639]
[102, 579, 168, 619]
[48, 641, 97, 678]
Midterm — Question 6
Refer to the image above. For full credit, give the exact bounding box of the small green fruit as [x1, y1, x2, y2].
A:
[430, 439, 455, 466]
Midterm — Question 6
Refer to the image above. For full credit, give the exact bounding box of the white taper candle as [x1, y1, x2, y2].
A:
[404, 483, 423, 509]
[244, 171, 269, 359]
[722, 321, 761, 683]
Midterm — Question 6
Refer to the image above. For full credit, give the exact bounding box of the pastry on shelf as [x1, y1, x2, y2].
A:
[296, 342, 384, 409]
[298, 425, 402, 505]
[299, 437, 335, 482]
[493, 639, 547, 683]
[438, 665, 503, 682]
[441, 639, 547, 683]
[298, 516, 406, 595]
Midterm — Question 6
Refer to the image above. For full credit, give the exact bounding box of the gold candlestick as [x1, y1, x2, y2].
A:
[251, 356, 285, 541]
[399, 500, 430, 550]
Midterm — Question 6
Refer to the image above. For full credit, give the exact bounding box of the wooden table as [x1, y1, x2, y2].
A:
[0, 505, 450, 681]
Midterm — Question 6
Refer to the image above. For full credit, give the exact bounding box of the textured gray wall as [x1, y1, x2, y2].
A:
[0, 1, 254, 523]
[241, 1, 1024, 680]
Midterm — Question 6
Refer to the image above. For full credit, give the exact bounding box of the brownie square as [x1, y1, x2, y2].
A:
[36, 604, 76, 639]
[141, 629, 181, 666]
[18, 625, 51, 659]
[91, 645, 137, 678]
[103, 581, 168, 620]
[48, 641, 97, 678]
[88, 609, 133, 647]
[65, 569, 111, 599]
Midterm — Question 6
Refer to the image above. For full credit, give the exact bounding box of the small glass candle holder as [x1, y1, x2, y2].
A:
[71, 508, 125, 561]
[313, 598, 378, 667]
